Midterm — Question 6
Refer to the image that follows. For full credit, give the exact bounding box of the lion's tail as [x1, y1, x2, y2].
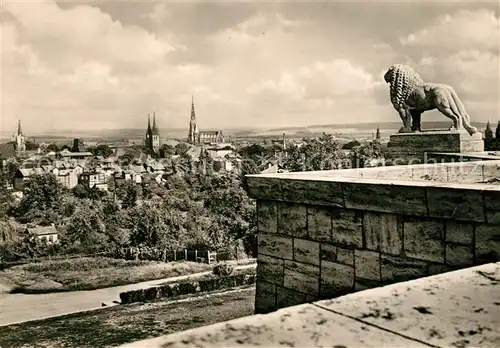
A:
[448, 87, 472, 127]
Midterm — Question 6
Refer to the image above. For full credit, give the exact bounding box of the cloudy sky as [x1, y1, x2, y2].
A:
[1, 0, 499, 134]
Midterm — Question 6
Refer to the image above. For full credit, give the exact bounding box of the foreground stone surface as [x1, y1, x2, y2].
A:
[118, 262, 500, 348]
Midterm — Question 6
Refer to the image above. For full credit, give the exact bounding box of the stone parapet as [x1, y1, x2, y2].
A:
[118, 262, 500, 348]
[247, 160, 500, 314]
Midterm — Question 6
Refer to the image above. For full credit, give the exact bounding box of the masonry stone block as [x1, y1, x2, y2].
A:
[445, 221, 474, 245]
[257, 254, 284, 286]
[475, 224, 500, 263]
[258, 232, 293, 260]
[445, 244, 474, 267]
[427, 263, 456, 276]
[486, 211, 500, 225]
[277, 202, 307, 238]
[354, 278, 381, 292]
[257, 200, 278, 234]
[342, 182, 427, 216]
[380, 255, 428, 283]
[255, 281, 276, 314]
[484, 189, 500, 225]
[319, 243, 354, 266]
[320, 243, 337, 262]
[293, 238, 320, 266]
[447, 163, 484, 184]
[427, 187, 485, 222]
[484, 190, 500, 211]
[283, 260, 320, 296]
[403, 218, 445, 263]
[307, 206, 332, 242]
[281, 178, 344, 207]
[276, 286, 307, 310]
[354, 250, 380, 281]
[482, 163, 500, 184]
[246, 177, 282, 201]
[320, 260, 354, 298]
[337, 246, 354, 266]
[364, 212, 402, 255]
[331, 208, 363, 248]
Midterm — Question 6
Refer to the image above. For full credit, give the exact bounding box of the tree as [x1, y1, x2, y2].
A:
[159, 144, 175, 158]
[89, 145, 113, 158]
[25, 141, 39, 151]
[65, 200, 109, 253]
[174, 142, 190, 156]
[118, 153, 134, 166]
[15, 174, 66, 224]
[342, 140, 361, 150]
[46, 143, 60, 152]
[129, 201, 185, 250]
[0, 170, 13, 219]
[351, 141, 385, 168]
[282, 133, 347, 172]
[121, 181, 138, 209]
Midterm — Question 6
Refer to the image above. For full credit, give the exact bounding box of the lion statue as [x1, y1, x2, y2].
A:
[384, 64, 477, 135]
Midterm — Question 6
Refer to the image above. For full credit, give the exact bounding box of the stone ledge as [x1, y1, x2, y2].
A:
[246, 160, 500, 223]
[117, 262, 500, 348]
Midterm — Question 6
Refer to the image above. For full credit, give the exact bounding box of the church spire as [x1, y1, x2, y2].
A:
[17, 119, 23, 135]
[147, 113, 152, 133]
[188, 95, 199, 144]
[152, 111, 159, 135]
[191, 95, 196, 121]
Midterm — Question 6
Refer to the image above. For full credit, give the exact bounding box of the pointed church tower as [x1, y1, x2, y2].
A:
[17, 120, 23, 136]
[187, 95, 199, 145]
[151, 111, 160, 153]
[13, 119, 26, 155]
[376, 127, 381, 141]
[145, 113, 154, 154]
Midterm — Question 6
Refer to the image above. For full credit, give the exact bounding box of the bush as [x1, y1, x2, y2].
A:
[212, 263, 234, 277]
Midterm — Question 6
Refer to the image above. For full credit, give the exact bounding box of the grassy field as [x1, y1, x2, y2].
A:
[0, 286, 256, 348]
[1, 257, 255, 293]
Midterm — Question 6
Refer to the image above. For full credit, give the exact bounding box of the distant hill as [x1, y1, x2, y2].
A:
[1, 121, 491, 144]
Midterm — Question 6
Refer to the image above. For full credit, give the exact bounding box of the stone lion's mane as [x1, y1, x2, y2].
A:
[386, 64, 424, 110]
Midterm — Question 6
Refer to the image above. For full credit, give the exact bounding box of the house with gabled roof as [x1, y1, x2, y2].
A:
[25, 224, 59, 244]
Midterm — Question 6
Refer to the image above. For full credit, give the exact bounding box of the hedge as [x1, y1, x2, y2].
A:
[119, 273, 256, 304]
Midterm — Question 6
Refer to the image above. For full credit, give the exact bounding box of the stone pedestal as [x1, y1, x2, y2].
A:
[386, 130, 484, 164]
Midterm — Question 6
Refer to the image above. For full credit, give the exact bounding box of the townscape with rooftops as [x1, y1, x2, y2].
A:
[0, 1, 499, 348]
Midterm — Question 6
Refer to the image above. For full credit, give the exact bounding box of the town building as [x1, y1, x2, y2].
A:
[57, 149, 94, 162]
[187, 96, 224, 145]
[79, 171, 108, 190]
[145, 112, 161, 154]
[25, 224, 59, 244]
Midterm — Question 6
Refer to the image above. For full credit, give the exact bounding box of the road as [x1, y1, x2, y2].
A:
[0, 263, 256, 327]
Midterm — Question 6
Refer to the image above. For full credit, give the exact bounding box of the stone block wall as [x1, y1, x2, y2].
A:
[247, 170, 500, 314]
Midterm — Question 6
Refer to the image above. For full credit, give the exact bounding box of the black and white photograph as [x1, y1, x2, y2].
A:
[0, 0, 499, 347]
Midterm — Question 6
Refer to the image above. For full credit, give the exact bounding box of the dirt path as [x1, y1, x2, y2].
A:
[0, 263, 256, 327]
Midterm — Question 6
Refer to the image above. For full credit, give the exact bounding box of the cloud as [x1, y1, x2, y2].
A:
[401, 9, 499, 105]
[1, 2, 498, 135]
[401, 9, 499, 52]
[4, 1, 181, 73]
